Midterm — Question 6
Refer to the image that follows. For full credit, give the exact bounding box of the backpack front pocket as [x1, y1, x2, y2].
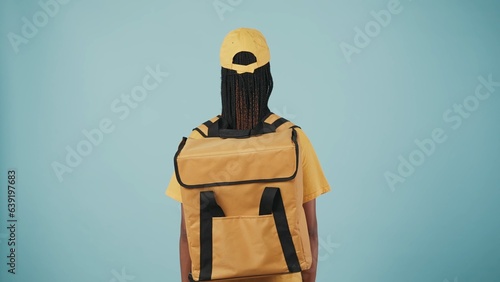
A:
[196, 187, 302, 281]
[210, 214, 288, 279]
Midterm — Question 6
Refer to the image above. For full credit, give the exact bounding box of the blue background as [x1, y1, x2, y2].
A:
[1, 0, 500, 281]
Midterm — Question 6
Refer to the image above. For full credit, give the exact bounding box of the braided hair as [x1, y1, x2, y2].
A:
[220, 51, 273, 130]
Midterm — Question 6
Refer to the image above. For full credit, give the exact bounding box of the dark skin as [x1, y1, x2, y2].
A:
[301, 199, 319, 282]
[179, 206, 191, 282]
[179, 199, 319, 282]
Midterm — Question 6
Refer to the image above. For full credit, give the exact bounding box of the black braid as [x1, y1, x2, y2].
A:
[221, 51, 273, 130]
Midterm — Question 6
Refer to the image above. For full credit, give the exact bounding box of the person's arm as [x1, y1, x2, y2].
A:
[301, 199, 318, 282]
[180, 205, 192, 282]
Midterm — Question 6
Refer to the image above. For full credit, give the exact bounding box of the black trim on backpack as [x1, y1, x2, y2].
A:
[259, 187, 302, 273]
[271, 117, 289, 129]
[193, 127, 207, 137]
[190, 116, 223, 138]
[173, 136, 188, 179]
[203, 119, 214, 127]
[174, 128, 299, 189]
[210, 118, 277, 138]
[199, 191, 225, 281]
[206, 120, 220, 137]
[192, 113, 290, 139]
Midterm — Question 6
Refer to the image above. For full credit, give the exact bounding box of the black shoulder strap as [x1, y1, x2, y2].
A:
[263, 113, 301, 132]
[192, 116, 220, 137]
[192, 113, 300, 138]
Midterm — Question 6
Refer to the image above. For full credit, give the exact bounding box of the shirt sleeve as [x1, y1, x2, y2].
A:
[164, 130, 204, 203]
[295, 128, 331, 203]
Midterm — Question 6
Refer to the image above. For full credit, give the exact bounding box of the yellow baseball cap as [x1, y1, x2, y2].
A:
[219, 27, 270, 74]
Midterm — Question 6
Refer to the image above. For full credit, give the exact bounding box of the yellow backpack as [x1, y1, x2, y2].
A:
[174, 113, 312, 281]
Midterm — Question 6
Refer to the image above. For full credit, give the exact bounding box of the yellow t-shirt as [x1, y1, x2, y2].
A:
[165, 126, 331, 282]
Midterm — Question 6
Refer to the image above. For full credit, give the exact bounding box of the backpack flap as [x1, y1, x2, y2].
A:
[174, 128, 298, 188]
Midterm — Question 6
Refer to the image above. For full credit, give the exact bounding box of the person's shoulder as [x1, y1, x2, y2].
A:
[265, 113, 300, 132]
[270, 115, 311, 147]
[188, 115, 221, 139]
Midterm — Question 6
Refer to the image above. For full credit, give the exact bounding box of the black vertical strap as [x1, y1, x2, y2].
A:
[199, 191, 225, 281]
[207, 119, 221, 137]
[259, 188, 277, 215]
[259, 187, 301, 273]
